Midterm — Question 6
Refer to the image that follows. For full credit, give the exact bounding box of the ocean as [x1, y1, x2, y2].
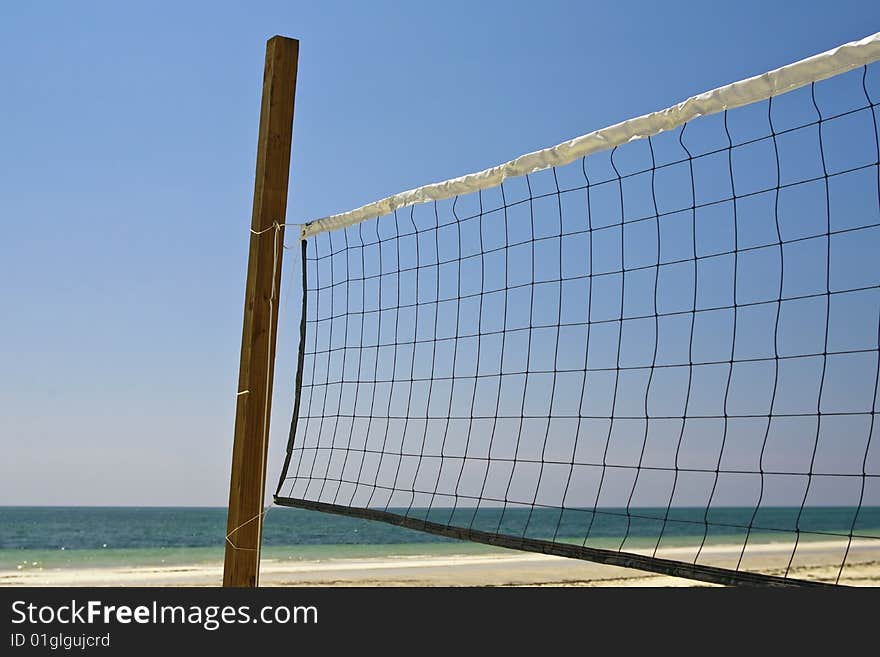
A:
[1, 506, 878, 572]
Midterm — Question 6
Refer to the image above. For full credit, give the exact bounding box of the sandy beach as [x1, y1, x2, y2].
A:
[3, 539, 878, 587]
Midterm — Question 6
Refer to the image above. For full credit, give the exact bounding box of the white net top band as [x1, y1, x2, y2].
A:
[300, 31, 880, 240]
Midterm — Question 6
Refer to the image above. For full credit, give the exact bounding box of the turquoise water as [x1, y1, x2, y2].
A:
[1, 506, 878, 571]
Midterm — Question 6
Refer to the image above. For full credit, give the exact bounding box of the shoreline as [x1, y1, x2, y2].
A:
[2, 538, 877, 587]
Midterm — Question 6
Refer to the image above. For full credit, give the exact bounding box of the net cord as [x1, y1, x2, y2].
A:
[275, 239, 310, 497]
[273, 496, 838, 587]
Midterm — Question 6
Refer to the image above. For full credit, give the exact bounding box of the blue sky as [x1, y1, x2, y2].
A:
[1, 1, 878, 506]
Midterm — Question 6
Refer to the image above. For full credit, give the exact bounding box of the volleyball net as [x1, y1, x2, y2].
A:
[276, 33, 880, 586]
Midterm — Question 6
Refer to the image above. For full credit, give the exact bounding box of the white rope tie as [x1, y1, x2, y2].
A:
[225, 502, 276, 552]
[250, 222, 290, 236]
[226, 219, 284, 585]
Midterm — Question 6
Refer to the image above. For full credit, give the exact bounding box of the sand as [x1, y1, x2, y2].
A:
[2, 539, 878, 587]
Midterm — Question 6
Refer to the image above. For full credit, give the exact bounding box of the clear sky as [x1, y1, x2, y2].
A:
[1, 1, 878, 506]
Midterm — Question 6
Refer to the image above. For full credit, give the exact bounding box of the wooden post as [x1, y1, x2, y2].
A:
[224, 35, 299, 588]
